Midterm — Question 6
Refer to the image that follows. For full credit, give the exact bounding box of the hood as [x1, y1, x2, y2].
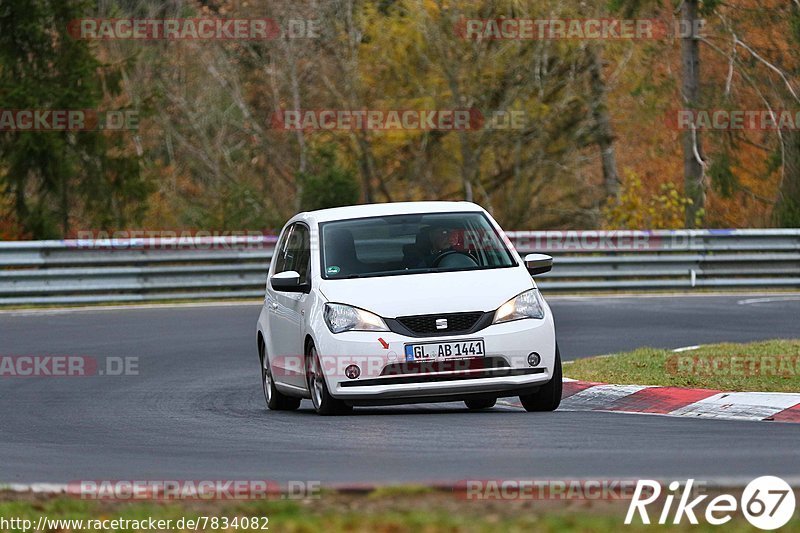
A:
[318, 267, 534, 318]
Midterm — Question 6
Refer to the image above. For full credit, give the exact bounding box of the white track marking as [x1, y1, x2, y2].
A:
[672, 345, 701, 352]
[560, 384, 651, 410]
[737, 296, 800, 305]
[3, 483, 68, 493]
[669, 392, 800, 421]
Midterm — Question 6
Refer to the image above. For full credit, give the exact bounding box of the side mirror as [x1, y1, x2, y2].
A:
[270, 270, 309, 293]
[524, 254, 553, 276]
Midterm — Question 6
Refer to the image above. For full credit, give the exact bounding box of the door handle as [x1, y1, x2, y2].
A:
[270, 301, 278, 310]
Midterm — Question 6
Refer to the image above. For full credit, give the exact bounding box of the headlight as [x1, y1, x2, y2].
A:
[323, 303, 389, 334]
[493, 289, 545, 324]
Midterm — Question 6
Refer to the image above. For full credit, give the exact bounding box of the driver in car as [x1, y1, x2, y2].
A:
[427, 225, 455, 262]
[403, 225, 479, 269]
[425, 225, 481, 269]
[403, 224, 456, 268]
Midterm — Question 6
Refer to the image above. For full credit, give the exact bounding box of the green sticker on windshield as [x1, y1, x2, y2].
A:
[327, 266, 341, 275]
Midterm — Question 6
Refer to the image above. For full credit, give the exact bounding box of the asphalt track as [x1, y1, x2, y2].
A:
[1, 294, 799, 485]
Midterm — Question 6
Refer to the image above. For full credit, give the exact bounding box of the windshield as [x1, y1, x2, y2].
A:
[320, 212, 516, 279]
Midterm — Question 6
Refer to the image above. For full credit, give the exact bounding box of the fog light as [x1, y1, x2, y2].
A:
[527, 352, 541, 367]
[345, 365, 361, 379]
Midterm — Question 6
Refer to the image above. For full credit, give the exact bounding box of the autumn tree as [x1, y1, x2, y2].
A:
[0, 0, 148, 238]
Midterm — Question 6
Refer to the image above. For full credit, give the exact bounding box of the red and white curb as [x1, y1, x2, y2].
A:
[509, 379, 800, 423]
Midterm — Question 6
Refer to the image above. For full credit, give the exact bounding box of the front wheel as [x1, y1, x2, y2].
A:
[261, 350, 301, 411]
[519, 345, 562, 412]
[306, 346, 352, 416]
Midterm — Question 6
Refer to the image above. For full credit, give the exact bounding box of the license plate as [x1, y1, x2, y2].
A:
[404, 339, 485, 362]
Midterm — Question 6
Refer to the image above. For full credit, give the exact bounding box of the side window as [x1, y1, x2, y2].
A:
[272, 225, 294, 275]
[286, 224, 311, 284]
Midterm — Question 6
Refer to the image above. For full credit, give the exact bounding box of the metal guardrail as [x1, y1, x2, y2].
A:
[0, 230, 798, 305]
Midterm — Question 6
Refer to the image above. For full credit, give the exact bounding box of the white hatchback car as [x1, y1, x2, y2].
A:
[256, 201, 561, 415]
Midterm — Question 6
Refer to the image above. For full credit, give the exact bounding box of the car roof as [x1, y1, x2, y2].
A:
[294, 201, 486, 224]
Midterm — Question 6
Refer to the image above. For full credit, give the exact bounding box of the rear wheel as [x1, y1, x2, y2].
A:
[306, 346, 352, 416]
[464, 398, 496, 410]
[261, 342, 300, 411]
[519, 345, 562, 412]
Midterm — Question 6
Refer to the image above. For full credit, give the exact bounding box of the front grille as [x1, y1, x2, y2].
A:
[396, 312, 484, 335]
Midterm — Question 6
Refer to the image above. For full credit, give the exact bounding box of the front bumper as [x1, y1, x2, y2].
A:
[312, 313, 556, 402]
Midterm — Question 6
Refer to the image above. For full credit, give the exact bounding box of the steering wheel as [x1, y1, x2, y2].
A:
[432, 250, 479, 268]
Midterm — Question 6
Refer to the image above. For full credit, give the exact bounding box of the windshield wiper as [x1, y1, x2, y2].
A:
[360, 268, 436, 277]
[334, 267, 456, 279]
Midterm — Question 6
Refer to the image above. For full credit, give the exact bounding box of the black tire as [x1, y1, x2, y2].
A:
[465, 398, 497, 410]
[261, 342, 301, 411]
[306, 346, 352, 416]
[519, 345, 562, 412]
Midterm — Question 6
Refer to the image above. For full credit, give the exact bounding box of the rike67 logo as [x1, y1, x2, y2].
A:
[626, 477, 796, 530]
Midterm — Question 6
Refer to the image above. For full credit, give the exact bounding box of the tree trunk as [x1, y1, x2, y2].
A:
[775, 3, 800, 226]
[587, 46, 620, 203]
[776, 131, 800, 226]
[681, 0, 705, 227]
[287, 50, 307, 212]
[458, 131, 475, 202]
[14, 179, 29, 235]
[61, 172, 70, 237]
[356, 133, 375, 204]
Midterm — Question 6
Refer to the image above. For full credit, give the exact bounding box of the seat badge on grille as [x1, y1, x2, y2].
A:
[435, 318, 448, 330]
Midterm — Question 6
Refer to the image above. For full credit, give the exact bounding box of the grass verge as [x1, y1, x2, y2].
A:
[1, 491, 799, 532]
[565, 339, 800, 392]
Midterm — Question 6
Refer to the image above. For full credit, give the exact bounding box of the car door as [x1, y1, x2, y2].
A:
[268, 223, 312, 390]
[265, 224, 292, 384]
